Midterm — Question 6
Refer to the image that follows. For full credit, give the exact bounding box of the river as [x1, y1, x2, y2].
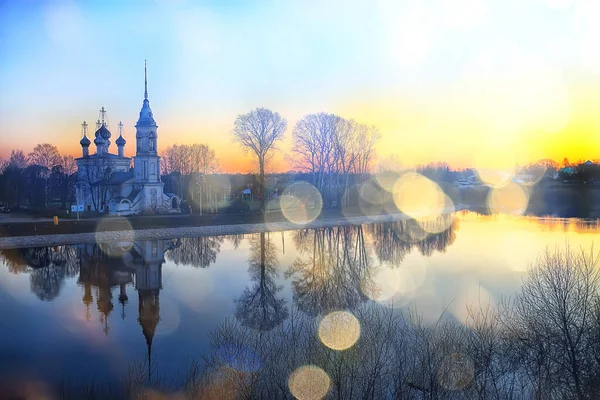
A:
[1, 211, 599, 397]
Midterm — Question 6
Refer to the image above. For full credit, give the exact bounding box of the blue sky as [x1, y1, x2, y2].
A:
[2, 0, 600, 171]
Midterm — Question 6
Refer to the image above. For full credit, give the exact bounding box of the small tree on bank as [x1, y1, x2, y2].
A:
[233, 108, 287, 214]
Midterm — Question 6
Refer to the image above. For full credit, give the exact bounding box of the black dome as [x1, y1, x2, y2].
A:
[95, 124, 111, 140]
[80, 135, 91, 147]
[116, 134, 126, 146]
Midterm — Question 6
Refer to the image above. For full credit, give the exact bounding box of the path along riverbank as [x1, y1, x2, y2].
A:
[0, 205, 465, 249]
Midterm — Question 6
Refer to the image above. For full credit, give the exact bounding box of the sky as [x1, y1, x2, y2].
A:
[2, 0, 600, 173]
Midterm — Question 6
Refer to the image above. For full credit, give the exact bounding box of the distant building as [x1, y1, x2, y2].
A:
[76, 62, 180, 215]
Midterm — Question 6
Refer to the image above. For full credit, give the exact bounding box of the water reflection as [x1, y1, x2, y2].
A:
[288, 226, 372, 316]
[287, 217, 458, 316]
[0, 246, 80, 300]
[234, 232, 288, 331]
[166, 236, 224, 268]
[10, 213, 597, 396]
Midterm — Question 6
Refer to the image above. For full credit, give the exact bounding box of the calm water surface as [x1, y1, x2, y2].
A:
[0, 211, 598, 389]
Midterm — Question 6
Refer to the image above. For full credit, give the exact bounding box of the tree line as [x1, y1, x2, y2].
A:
[232, 108, 380, 213]
[0, 144, 77, 210]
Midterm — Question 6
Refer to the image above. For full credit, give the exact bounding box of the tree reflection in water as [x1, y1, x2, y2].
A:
[0, 246, 80, 301]
[165, 236, 224, 268]
[234, 232, 288, 331]
[287, 216, 458, 316]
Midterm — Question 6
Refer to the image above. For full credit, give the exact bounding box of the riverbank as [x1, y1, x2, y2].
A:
[0, 205, 464, 249]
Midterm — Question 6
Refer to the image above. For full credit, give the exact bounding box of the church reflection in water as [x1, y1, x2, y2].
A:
[78, 239, 180, 374]
[0, 217, 461, 332]
[0, 216, 461, 387]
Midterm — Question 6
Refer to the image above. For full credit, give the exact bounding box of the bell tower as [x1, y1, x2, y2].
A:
[132, 61, 165, 211]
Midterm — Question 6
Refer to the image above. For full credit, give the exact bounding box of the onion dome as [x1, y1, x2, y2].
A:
[80, 134, 91, 147]
[116, 134, 126, 146]
[94, 135, 105, 146]
[95, 124, 112, 140]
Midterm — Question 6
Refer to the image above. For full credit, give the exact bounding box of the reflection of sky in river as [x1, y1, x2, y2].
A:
[0, 211, 599, 387]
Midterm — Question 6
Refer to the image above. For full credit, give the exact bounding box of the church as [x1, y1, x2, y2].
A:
[76, 62, 181, 216]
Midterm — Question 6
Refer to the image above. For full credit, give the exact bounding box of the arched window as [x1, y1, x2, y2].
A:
[149, 139, 154, 152]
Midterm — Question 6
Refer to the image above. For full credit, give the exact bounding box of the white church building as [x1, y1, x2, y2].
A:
[76, 62, 181, 216]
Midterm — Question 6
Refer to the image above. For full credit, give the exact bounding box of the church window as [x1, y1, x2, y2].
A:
[150, 139, 154, 152]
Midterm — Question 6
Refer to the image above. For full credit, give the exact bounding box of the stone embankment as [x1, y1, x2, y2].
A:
[0, 205, 465, 249]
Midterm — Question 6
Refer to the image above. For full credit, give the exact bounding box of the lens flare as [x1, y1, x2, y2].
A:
[201, 366, 248, 400]
[515, 166, 546, 187]
[362, 267, 400, 302]
[95, 217, 134, 257]
[437, 352, 475, 391]
[358, 180, 384, 217]
[392, 173, 447, 219]
[476, 167, 516, 189]
[418, 211, 456, 235]
[155, 298, 181, 337]
[487, 182, 529, 215]
[375, 170, 401, 193]
[397, 218, 430, 243]
[280, 182, 323, 225]
[318, 311, 361, 350]
[288, 365, 331, 400]
[397, 261, 428, 295]
[216, 344, 262, 373]
[473, 145, 518, 188]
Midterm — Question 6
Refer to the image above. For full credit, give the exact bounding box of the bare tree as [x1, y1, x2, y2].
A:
[292, 113, 380, 209]
[501, 245, 600, 399]
[8, 150, 28, 169]
[27, 143, 62, 169]
[0, 158, 7, 175]
[79, 157, 113, 212]
[0, 150, 28, 207]
[162, 143, 219, 175]
[51, 155, 77, 208]
[233, 108, 287, 214]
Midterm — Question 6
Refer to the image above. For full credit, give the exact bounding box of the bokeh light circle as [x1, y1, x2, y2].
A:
[398, 218, 430, 243]
[95, 217, 134, 257]
[487, 182, 529, 215]
[437, 352, 475, 391]
[155, 297, 181, 337]
[280, 182, 323, 225]
[392, 173, 447, 219]
[362, 267, 401, 302]
[288, 365, 331, 400]
[418, 212, 456, 235]
[216, 344, 262, 373]
[515, 165, 546, 187]
[358, 180, 384, 217]
[318, 311, 361, 350]
[476, 167, 516, 189]
[374, 170, 401, 193]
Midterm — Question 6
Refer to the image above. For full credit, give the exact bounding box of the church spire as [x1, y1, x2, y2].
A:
[144, 60, 148, 100]
[136, 60, 156, 127]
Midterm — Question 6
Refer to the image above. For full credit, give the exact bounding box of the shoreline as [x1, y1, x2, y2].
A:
[0, 206, 464, 249]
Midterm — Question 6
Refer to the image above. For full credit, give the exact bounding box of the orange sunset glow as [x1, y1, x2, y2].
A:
[3, 0, 600, 172]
